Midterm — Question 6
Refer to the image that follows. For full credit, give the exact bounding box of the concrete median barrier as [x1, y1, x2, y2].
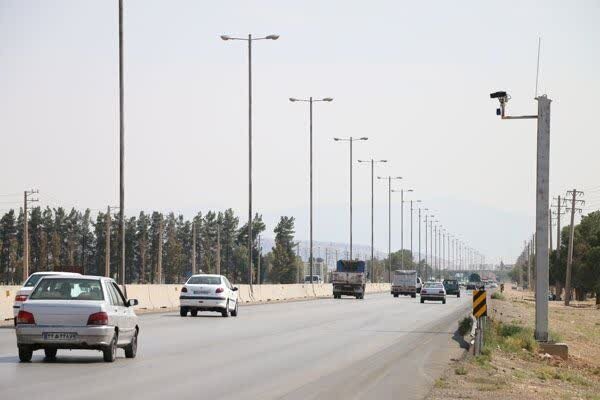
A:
[125, 284, 154, 311]
[0, 286, 20, 322]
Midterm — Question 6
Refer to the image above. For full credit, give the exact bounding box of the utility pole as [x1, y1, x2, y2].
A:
[118, 0, 126, 286]
[156, 218, 163, 284]
[216, 223, 221, 276]
[105, 206, 111, 277]
[418, 207, 423, 278]
[490, 90, 552, 342]
[433, 223, 437, 279]
[552, 195, 563, 258]
[565, 189, 584, 305]
[23, 189, 39, 281]
[379, 176, 401, 281]
[359, 159, 387, 279]
[549, 209, 553, 252]
[192, 222, 197, 275]
[424, 213, 429, 281]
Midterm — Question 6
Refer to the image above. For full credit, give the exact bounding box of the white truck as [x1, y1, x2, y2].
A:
[391, 270, 420, 298]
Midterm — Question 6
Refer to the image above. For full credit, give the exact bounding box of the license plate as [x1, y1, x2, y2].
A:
[194, 290, 210, 294]
[43, 332, 77, 341]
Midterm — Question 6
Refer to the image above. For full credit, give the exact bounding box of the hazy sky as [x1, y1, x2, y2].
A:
[1, 0, 599, 264]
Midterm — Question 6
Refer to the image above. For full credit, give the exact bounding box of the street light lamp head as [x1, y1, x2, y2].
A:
[265, 34, 280, 40]
[333, 138, 340, 141]
[220, 35, 231, 41]
[360, 137, 368, 140]
[407, 189, 414, 192]
[322, 97, 334, 102]
[489, 91, 507, 99]
[289, 98, 298, 102]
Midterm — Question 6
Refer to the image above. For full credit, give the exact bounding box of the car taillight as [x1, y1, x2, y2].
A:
[181, 287, 188, 293]
[439, 291, 444, 294]
[421, 290, 427, 294]
[87, 312, 109, 326]
[17, 310, 35, 325]
[15, 294, 28, 302]
[215, 287, 224, 293]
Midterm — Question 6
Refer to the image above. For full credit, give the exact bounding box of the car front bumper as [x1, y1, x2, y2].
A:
[16, 325, 115, 348]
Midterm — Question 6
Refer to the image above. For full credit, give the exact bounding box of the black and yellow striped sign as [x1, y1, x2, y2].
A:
[473, 290, 487, 318]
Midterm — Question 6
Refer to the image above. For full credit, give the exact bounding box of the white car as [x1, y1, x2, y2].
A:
[179, 274, 239, 317]
[15, 275, 139, 363]
[420, 282, 447, 304]
[13, 271, 81, 324]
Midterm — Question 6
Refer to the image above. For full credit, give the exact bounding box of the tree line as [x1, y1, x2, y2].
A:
[0, 206, 305, 285]
[512, 210, 600, 302]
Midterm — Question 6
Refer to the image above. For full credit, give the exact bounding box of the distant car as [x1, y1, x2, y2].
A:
[443, 279, 460, 297]
[180, 274, 239, 317]
[13, 271, 81, 325]
[304, 275, 323, 284]
[15, 275, 139, 363]
[420, 282, 447, 304]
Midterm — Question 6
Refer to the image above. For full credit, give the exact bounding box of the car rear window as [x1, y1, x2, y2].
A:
[24, 274, 51, 287]
[30, 278, 104, 301]
[187, 276, 222, 285]
[424, 283, 443, 288]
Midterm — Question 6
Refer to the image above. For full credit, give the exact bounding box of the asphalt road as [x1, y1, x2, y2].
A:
[0, 292, 471, 400]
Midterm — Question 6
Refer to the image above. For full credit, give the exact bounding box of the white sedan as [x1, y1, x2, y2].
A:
[179, 274, 239, 317]
[13, 271, 81, 325]
[15, 275, 139, 362]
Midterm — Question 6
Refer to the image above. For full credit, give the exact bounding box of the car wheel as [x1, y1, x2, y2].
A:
[411, 294, 416, 298]
[44, 348, 57, 361]
[221, 301, 230, 318]
[420, 298, 425, 304]
[190, 309, 198, 317]
[103, 333, 117, 362]
[393, 294, 399, 298]
[18, 346, 33, 362]
[457, 293, 461, 298]
[231, 301, 238, 317]
[13, 317, 17, 327]
[442, 299, 446, 304]
[180, 307, 188, 317]
[124, 329, 138, 359]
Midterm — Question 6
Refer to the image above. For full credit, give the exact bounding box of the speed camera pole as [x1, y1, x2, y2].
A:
[490, 91, 551, 342]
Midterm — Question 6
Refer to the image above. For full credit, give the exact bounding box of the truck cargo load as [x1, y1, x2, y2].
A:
[391, 270, 420, 298]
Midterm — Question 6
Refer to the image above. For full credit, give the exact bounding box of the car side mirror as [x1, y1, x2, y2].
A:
[127, 299, 139, 307]
[232, 287, 238, 291]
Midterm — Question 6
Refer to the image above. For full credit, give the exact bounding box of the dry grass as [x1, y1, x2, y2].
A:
[428, 286, 600, 400]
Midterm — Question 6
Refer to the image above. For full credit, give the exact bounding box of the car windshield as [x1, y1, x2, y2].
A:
[23, 274, 51, 287]
[187, 276, 221, 285]
[424, 283, 443, 288]
[30, 278, 104, 301]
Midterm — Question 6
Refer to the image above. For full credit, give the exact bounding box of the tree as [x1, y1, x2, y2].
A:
[269, 216, 300, 284]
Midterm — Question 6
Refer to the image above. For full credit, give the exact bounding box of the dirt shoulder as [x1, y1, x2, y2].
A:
[428, 286, 600, 400]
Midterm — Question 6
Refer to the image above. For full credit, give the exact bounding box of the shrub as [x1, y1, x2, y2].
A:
[491, 292, 505, 300]
[455, 366, 467, 375]
[458, 316, 474, 336]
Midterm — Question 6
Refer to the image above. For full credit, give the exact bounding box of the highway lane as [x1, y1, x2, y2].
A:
[0, 292, 471, 400]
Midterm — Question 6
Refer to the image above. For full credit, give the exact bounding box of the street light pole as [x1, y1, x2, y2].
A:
[118, 0, 126, 286]
[410, 199, 421, 266]
[334, 137, 368, 260]
[359, 159, 388, 280]
[290, 96, 333, 285]
[378, 176, 401, 282]
[221, 33, 279, 288]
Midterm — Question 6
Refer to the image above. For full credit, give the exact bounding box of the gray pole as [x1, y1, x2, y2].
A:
[418, 207, 421, 276]
[192, 222, 196, 275]
[400, 190, 404, 269]
[23, 191, 29, 281]
[565, 189, 577, 307]
[370, 160, 374, 278]
[556, 195, 561, 258]
[424, 214, 428, 281]
[248, 34, 253, 288]
[410, 200, 414, 265]
[534, 96, 551, 341]
[118, 0, 126, 286]
[349, 138, 353, 260]
[433, 224, 437, 279]
[388, 177, 392, 281]
[309, 97, 313, 285]
[105, 206, 111, 277]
